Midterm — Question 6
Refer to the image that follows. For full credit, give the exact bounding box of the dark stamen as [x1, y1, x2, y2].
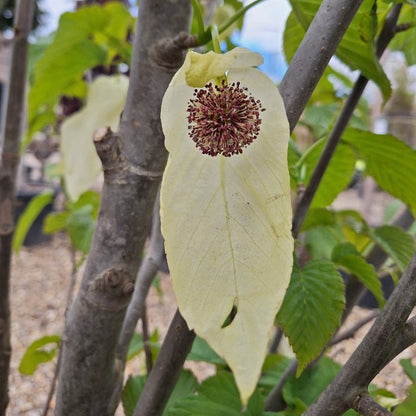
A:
[186, 80, 264, 157]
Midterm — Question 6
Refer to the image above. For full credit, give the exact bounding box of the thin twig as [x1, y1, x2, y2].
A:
[41, 247, 79, 416]
[142, 307, 153, 374]
[108, 194, 165, 413]
[0, 1, 35, 412]
[352, 392, 393, 416]
[291, 4, 403, 237]
[330, 310, 379, 346]
[264, 359, 298, 411]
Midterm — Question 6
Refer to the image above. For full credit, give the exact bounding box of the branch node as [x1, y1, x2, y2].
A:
[93, 126, 122, 171]
[86, 267, 134, 310]
[351, 390, 393, 416]
[152, 32, 197, 70]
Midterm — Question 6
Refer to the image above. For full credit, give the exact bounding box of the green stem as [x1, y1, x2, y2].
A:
[191, 0, 206, 37]
[211, 24, 221, 53]
[196, 0, 266, 45]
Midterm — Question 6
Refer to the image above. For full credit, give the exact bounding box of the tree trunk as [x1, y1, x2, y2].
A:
[54, 1, 192, 415]
[0, 1, 34, 414]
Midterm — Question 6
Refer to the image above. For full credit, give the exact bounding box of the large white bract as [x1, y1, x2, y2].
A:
[160, 47, 293, 405]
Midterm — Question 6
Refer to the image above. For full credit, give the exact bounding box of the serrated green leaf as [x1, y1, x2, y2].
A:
[19, 335, 60, 375]
[400, 358, 416, 383]
[394, 383, 416, 416]
[298, 139, 356, 207]
[13, 190, 54, 253]
[332, 242, 384, 308]
[344, 129, 416, 217]
[283, 356, 341, 406]
[370, 225, 416, 271]
[169, 371, 264, 416]
[277, 260, 345, 374]
[160, 48, 293, 404]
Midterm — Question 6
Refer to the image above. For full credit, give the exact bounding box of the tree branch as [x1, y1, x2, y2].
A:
[330, 310, 379, 346]
[133, 310, 195, 416]
[278, 0, 364, 133]
[352, 392, 393, 416]
[264, 359, 298, 411]
[292, 3, 403, 237]
[304, 251, 416, 416]
[0, 0, 34, 413]
[54, 1, 192, 415]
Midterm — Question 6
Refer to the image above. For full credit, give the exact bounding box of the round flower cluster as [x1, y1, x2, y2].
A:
[187, 80, 264, 157]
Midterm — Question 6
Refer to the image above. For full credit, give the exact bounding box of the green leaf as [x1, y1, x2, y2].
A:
[301, 104, 340, 139]
[370, 225, 416, 272]
[283, 356, 341, 406]
[283, 11, 304, 64]
[122, 375, 146, 416]
[344, 129, 416, 217]
[277, 260, 345, 374]
[13, 190, 54, 253]
[301, 208, 335, 231]
[122, 371, 197, 416]
[187, 336, 227, 366]
[19, 335, 60, 375]
[400, 358, 416, 383]
[298, 139, 356, 208]
[389, 5, 416, 65]
[258, 354, 293, 395]
[66, 205, 95, 254]
[394, 383, 416, 416]
[287, 0, 391, 100]
[305, 226, 344, 260]
[169, 371, 264, 416]
[127, 333, 144, 361]
[126, 330, 160, 361]
[43, 211, 69, 234]
[332, 242, 384, 308]
[27, 3, 133, 143]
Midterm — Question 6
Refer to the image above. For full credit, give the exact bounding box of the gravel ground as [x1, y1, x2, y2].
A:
[5, 232, 415, 415]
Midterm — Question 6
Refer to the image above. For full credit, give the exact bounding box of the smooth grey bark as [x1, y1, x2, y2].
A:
[54, 1, 192, 415]
[279, 0, 364, 132]
[0, 1, 34, 414]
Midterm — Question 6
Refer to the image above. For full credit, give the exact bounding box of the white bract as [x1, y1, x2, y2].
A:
[61, 75, 128, 201]
[160, 48, 293, 404]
